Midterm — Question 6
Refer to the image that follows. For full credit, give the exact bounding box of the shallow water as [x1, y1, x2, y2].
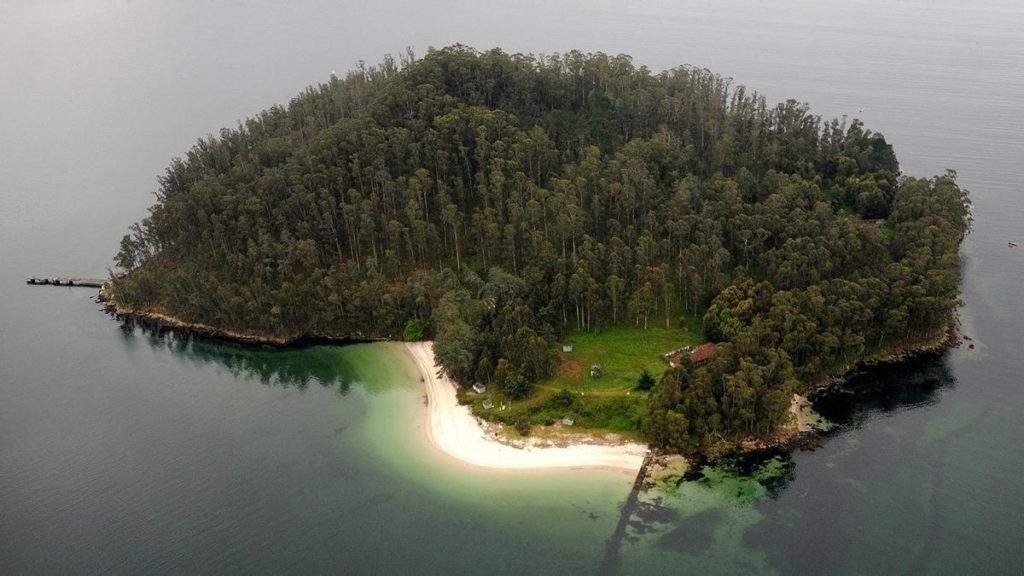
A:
[2, 1, 1023, 574]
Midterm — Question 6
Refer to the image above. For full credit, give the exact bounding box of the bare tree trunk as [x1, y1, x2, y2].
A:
[453, 226, 461, 271]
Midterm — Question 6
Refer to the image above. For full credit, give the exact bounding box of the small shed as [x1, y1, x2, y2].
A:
[472, 382, 486, 394]
[482, 399, 494, 410]
[562, 344, 574, 353]
[589, 365, 602, 378]
[561, 417, 575, 426]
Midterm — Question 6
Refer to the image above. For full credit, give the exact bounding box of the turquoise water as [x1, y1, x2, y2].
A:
[3, 0, 1023, 573]
[1, 269, 1016, 575]
[0, 296, 636, 574]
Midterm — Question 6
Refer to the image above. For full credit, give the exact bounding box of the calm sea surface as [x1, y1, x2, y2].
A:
[2, 1, 1022, 574]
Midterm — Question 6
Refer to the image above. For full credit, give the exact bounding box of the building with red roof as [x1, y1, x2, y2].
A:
[669, 342, 717, 368]
[690, 342, 717, 364]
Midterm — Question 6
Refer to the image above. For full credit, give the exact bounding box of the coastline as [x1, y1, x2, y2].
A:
[100, 291, 958, 464]
[813, 328, 957, 394]
[99, 290, 385, 347]
[103, 292, 648, 472]
[403, 341, 648, 472]
[734, 328, 958, 454]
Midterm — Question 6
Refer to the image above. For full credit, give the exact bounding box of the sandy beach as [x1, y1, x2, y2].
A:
[404, 342, 648, 472]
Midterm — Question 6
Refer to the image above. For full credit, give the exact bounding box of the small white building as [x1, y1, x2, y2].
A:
[472, 382, 486, 394]
[562, 344, 574, 353]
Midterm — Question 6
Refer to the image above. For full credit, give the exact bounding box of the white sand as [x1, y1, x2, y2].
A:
[404, 342, 648, 472]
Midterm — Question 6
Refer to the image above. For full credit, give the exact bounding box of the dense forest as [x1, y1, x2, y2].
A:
[110, 46, 970, 455]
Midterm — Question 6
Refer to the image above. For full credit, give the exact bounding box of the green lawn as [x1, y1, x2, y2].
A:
[467, 384, 649, 436]
[469, 318, 706, 434]
[539, 323, 703, 393]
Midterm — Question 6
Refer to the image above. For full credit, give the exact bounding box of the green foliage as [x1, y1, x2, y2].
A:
[402, 318, 428, 341]
[636, 369, 656, 391]
[572, 396, 643, 431]
[552, 388, 574, 409]
[495, 358, 531, 400]
[110, 46, 969, 457]
[879, 224, 895, 246]
[514, 419, 531, 436]
[644, 343, 798, 454]
[476, 388, 645, 434]
[649, 175, 970, 455]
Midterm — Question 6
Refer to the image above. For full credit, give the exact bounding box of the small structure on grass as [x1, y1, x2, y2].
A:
[589, 364, 602, 378]
[669, 342, 718, 367]
[561, 417, 575, 426]
[690, 342, 717, 364]
[482, 399, 494, 410]
[562, 344, 574, 353]
[472, 382, 486, 394]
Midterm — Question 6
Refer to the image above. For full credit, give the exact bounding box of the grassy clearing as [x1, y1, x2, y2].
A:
[541, 324, 703, 393]
[467, 386, 648, 435]
[469, 319, 705, 434]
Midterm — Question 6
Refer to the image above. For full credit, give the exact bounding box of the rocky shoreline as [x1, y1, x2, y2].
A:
[735, 326, 959, 457]
[817, 328, 958, 390]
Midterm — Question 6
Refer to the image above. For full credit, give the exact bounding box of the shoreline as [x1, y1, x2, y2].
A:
[820, 328, 957, 387]
[100, 290, 386, 347]
[708, 328, 958, 456]
[102, 289, 957, 375]
[403, 341, 648, 472]
[102, 293, 648, 472]
[101, 293, 959, 464]
[741, 327, 958, 453]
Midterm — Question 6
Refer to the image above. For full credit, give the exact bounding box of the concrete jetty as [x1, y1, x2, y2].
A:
[633, 451, 654, 489]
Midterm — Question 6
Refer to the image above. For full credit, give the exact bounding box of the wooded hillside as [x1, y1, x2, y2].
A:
[111, 46, 970, 454]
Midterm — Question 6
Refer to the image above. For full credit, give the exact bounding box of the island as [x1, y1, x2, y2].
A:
[105, 45, 971, 464]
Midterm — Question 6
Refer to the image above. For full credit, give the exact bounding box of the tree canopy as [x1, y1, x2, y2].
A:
[111, 46, 970, 455]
